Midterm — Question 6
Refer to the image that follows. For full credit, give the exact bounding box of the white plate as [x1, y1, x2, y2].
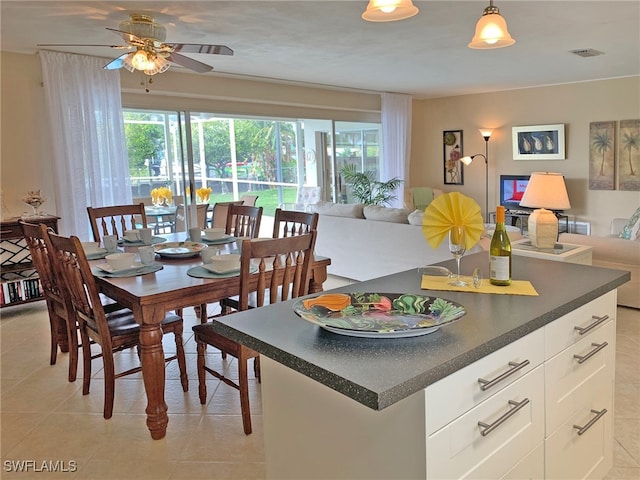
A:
[95, 261, 144, 274]
[154, 241, 207, 258]
[84, 247, 107, 255]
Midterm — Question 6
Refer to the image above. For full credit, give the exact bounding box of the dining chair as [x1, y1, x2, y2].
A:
[239, 194, 259, 207]
[174, 203, 209, 232]
[192, 231, 317, 434]
[19, 221, 74, 376]
[225, 204, 263, 239]
[87, 203, 148, 243]
[272, 208, 318, 238]
[45, 230, 189, 419]
[210, 200, 244, 229]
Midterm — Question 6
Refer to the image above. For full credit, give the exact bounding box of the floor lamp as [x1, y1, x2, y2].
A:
[460, 129, 492, 223]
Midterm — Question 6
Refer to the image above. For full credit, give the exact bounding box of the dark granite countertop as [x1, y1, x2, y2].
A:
[211, 252, 629, 410]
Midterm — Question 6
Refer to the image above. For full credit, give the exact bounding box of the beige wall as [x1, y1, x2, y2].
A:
[411, 77, 640, 235]
[2, 51, 639, 236]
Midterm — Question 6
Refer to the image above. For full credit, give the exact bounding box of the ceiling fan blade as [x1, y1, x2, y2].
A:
[37, 43, 130, 49]
[103, 53, 131, 70]
[167, 53, 214, 73]
[166, 43, 233, 56]
[106, 27, 145, 46]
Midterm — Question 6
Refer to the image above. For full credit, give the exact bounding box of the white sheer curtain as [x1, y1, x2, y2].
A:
[381, 92, 412, 208]
[40, 51, 130, 238]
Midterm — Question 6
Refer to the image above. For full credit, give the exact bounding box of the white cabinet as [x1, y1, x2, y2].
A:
[544, 291, 616, 479]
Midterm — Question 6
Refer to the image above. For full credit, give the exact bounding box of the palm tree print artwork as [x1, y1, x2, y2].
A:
[589, 121, 615, 190]
[618, 119, 640, 191]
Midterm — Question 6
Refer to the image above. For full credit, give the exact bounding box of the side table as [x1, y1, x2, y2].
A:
[0, 215, 60, 307]
[511, 239, 592, 265]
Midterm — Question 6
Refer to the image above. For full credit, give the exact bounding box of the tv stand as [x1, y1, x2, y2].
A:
[493, 209, 568, 235]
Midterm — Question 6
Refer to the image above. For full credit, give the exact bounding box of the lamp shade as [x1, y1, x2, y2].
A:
[468, 5, 516, 49]
[362, 0, 419, 22]
[519, 172, 571, 210]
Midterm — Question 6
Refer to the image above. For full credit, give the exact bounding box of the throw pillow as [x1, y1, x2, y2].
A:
[619, 207, 640, 240]
[407, 209, 424, 226]
[314, 201, 365, 218]
[363, 205, 409, 223]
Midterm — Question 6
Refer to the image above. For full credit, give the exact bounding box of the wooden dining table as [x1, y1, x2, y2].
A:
[91, 233, 330, 440]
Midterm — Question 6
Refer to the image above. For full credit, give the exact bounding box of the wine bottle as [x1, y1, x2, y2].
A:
[490, 206, 512, 286]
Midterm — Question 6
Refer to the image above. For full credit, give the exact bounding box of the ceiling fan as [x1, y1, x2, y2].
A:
[38, 13, 233, 76]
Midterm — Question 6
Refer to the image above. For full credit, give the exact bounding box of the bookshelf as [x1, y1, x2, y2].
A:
[0, 216, 59, 307]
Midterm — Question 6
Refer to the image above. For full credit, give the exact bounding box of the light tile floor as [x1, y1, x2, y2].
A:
[1, 280, 638, 479]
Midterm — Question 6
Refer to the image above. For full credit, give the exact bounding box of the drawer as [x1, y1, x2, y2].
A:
[0, 223, 24, 238]
[546, 319, 615, 434]
[545, 290, 616, 359]
[425, 328, 544, 434]
[427, 366, 544, 480]
[501, 442, 544, 480]
[545, 384, 613, 480]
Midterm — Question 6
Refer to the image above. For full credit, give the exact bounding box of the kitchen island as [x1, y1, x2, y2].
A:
[212, 252, 629, 479]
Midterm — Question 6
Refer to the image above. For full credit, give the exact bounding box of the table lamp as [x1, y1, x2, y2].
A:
[519, 172, 571, 249]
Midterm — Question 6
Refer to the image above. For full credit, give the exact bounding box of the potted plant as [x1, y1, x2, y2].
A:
[340, 164, 403, 206]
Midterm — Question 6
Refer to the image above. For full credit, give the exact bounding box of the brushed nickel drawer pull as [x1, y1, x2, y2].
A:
[478, 398, 530, 437]
[573, 342, 608, 364]
[573, 408, 607, 436]
[477, 359, 530, 391]
[574, 315, 609, 335]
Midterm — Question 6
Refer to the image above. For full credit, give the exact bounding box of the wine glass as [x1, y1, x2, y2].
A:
[448, 226, 467, 286]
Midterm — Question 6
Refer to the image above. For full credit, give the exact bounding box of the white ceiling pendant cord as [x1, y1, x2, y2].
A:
[362, 0, 419, 22]
[468, 0, 516, 49]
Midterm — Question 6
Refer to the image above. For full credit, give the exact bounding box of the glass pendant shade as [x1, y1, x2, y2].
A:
[131, 50, 153, 70]
[362, 0, 419, 22]
[143, 56, 171, 76]
[468, 5, 516, 49]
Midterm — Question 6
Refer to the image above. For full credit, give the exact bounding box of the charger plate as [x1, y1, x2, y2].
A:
[92, 263, 163, 278]
[85, 249, 108, 260]
[293, 292, 466, 338]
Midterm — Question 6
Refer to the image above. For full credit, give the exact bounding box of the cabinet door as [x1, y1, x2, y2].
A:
[427, 366, 544, 480]
[545, 381, 613, 480]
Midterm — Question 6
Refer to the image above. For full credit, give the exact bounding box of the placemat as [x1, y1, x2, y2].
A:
[117, 236, 167, 246]
[187, 264, 257, 279]
[421, 275, 539, 296]
[92, 263, 163, 278]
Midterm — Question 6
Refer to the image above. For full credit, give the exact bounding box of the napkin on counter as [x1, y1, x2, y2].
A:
[422, 192, 484, 250]
[421, 275, 539, 296]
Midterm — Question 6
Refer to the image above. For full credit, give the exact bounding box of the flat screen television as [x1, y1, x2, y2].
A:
[499, 174, 531, 211]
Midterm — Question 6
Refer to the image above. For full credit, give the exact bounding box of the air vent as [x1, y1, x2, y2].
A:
[570, 49, 605, 58]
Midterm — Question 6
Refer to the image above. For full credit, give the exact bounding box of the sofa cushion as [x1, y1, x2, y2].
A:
[314, 201, 365, 218]
[619, 207, 640, 240]
[363, 205, 409, 223]
[407, 209, 424, 225]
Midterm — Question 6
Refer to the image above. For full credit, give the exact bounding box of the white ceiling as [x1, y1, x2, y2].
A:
[1, 1, 639, 99]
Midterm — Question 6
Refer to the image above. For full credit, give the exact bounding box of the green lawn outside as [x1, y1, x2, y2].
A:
[206, 186, 297, 217]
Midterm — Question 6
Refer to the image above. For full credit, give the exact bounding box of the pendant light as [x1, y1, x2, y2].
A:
[468, 0, 516, 49]
[362, 0, 419, 22]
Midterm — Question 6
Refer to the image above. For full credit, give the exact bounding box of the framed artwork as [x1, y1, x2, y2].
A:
[617, 119, 640, 191]
[443, 130, 463, 185]
[512, 124, 565, 160]
[589, 121, 616, 190]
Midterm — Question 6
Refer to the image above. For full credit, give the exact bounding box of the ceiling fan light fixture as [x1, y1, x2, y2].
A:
[143, 56, 171, 75]
[131, 49, 154, 71]
[362, 0, 419, 22]
[468, 1, 515, 49]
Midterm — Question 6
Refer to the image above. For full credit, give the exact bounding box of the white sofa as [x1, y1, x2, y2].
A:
[313, 202, 522, 282]
[559, 218, 639, 309]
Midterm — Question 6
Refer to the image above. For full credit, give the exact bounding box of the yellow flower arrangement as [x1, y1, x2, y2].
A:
[151, 187, 173, 206]
[196, 187, 212, 204]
